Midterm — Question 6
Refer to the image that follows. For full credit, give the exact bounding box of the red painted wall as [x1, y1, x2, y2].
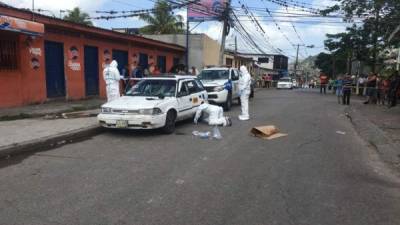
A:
[0, 30, 184, 108]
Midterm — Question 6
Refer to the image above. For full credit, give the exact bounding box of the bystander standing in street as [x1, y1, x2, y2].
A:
[153, 66, 161, 76]
[335, 75, 343, 104]
[342, 75, 352, 105]
[364, 73, 377, 104]
[319, 73, 328, 94]
[381, 76, 391, 105]
[191, 66, 199, 76]
[376, 75, 385, 105]
[388, 71, 400, 108]
[357, 75, 365, 96]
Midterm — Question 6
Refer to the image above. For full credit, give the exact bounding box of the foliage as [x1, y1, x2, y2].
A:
[63, 7, 93, 26]
[314, 52, 347, 77]
[320, 0, 400, 72]
[139, 0, 185, 34]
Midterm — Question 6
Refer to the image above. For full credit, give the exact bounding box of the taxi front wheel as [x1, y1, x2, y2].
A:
[161, 110, 176, 134]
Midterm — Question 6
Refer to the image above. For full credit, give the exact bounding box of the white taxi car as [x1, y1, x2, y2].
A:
[277, 77, 294, 89]
[97, 76, 208, 134]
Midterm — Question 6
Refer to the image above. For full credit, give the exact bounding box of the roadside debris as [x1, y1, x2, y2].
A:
[62, 111, 98, 119]
[192, 126, 223, 140]
[336, 131, 346, 135]
[192, 131, 212, 139]
[250, 125, 288, 140]
[43, 114, 60, 120]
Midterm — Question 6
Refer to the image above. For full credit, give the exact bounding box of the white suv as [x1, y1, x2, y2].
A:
[198, 67, 240, 110]
[97, 75, 208, 134]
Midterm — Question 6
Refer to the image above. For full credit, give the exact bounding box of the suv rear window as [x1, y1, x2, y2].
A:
[198, 70, 229, 80]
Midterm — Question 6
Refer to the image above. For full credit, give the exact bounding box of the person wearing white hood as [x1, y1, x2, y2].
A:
[194, 102, 232, 127]
[238, 65, 252, 120]
[103, 60, 123, 102]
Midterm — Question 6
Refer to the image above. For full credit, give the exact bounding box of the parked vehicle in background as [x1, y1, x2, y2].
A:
[277, 77, 293, 89]
[97, 75, 207, 134]
[198, 67, 240, 110]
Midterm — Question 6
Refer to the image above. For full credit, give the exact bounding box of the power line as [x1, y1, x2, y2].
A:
[237, 1, 283, 54]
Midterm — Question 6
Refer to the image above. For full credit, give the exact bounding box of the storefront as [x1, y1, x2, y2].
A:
[0, 5, 185, 108]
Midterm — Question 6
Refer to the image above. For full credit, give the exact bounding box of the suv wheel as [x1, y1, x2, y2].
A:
[161, 110, 176, 134]
[223, 92, 232, 111]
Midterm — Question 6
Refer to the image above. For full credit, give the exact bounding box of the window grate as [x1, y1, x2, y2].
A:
[0, 39, 18, 70]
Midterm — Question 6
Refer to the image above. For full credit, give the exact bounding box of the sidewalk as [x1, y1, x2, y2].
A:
[345, 95, 400, 168]
[0, 98, 104, 121]
[350, 95, 400, 144]
[0, 99, 105, 157]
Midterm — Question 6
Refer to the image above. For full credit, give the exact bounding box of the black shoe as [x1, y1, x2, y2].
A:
[363, 101, 369, 104]
[227, 117, 232, 127]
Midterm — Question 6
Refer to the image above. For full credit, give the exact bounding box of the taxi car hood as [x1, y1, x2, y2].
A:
[102, 96, 168, 109]
[201, 79, 227, 87]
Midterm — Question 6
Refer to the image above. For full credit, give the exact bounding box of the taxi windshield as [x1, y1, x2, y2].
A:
[126, 79, 176, 97]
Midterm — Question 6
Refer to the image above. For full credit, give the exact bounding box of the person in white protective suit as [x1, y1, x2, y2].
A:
[238, 65, 252, 120]
[194, 102, 232, 127]
[103, 60, 122, 102]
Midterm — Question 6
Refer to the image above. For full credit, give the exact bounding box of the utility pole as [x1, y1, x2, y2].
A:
[218, 0, 230, 66]
[234, 36, 237, 54]
[185, 12, 190, 72]
[294, 44, 299, 77]
[32, 0, 35, 21]
[397, 47, 400, 71]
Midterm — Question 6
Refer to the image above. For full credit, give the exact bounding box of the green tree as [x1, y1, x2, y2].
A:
[324, 26, 369, 74]
[63, 7, 93, 26]
[139, 0, 184, 34]
[321, 0, 400, 72]
[314, 52, 347, 77]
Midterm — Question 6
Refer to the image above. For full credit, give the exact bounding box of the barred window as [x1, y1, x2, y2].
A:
[0, 39, 18, 70]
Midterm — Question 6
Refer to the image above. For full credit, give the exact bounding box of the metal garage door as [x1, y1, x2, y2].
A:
[45, 41, 65, 98]
[84, 46, 99, 96]
[139, 53, 148, 70]
[157, 56, 166, 73]
[112, 49, 128, 75]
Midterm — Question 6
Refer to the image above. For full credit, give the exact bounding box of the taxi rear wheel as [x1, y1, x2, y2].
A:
[162, 110, 176, 134]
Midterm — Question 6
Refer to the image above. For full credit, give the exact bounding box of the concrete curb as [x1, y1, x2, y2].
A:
[345, 106, 400, 166]
[0, 125, 103, 158]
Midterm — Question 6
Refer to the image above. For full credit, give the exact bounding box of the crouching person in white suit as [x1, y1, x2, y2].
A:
[194, 102, 232, 127]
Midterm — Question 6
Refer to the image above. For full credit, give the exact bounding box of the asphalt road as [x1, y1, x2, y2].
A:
[1, 89, 400, 225]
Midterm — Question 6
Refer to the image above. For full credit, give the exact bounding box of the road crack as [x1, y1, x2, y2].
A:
[297, 135, 322, 149]
[277, 182, 297, 225]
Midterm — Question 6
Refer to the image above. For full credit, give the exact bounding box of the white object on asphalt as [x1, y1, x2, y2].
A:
[212, 126, 222, 139]
[238, 66, 251, 120]
[192, 130, 211, 139]
[194, 103, 231, 126]
[103, 60, 122, 102]
[336, 131, 346, 135]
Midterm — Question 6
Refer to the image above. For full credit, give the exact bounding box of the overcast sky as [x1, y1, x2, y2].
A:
[3, 0, 352, 62]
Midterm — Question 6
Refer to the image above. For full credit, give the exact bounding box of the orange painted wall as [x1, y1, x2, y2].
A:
[0, 31, 46, 108]
[0, 30, 184, 108]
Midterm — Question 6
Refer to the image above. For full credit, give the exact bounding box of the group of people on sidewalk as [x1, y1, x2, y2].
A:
[320, 71, 400, 107]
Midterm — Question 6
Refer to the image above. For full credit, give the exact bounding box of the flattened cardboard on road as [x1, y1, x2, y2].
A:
[251, 125, 288, 140]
